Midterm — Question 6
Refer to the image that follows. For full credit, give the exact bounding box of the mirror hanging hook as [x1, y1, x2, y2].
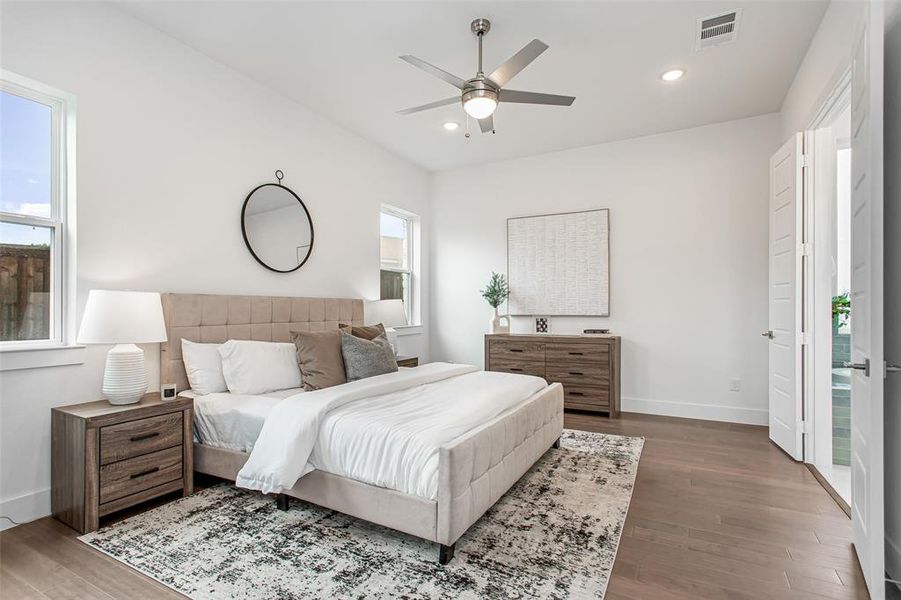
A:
[275, 170, 284, 185]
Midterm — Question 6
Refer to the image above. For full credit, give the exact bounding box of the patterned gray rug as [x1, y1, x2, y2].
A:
[80, 429, 643, 599]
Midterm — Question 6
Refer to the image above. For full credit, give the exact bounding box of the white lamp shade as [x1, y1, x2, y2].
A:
[364, 299, 408, 328]
[77, 290, 168, 344]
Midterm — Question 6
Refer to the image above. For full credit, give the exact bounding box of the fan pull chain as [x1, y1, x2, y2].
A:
[465, 115, 471, 139]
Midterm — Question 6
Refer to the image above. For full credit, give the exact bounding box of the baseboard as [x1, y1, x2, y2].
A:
[0, 488, 51, 531]
[622, 396, 768, 426]
[888, 534, 901, 583]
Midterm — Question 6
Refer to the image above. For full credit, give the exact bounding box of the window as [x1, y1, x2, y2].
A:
[380, 206, 417, 326]
[0, 74, 73, 348]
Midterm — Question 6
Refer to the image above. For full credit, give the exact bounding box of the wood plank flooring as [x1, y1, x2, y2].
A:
[0, 413, 866, 599]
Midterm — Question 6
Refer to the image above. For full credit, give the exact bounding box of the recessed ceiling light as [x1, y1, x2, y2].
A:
[661, 69, 685, 82]
[443, 121, 460, 131]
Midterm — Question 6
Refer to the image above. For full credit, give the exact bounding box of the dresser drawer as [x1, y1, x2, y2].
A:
[488, 356, 546, 378]
[99, 446, 183, 504]
[489, 339, 545, 363]
[546, 342, 609, 365]
[100, 413, 183, 465]
[546, 364, 610, 388]
[562, 385, 610, 409]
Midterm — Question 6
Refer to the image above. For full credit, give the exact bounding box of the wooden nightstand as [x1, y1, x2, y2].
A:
[396, 355, 419, 368]
[51, 393, 193, 533]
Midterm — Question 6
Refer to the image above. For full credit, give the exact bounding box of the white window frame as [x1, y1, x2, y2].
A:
[0, 71, 80, 368]
[379, 204, 419, 327]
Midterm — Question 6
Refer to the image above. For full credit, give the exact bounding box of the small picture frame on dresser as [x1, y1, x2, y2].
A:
[535, 317, 550, 334]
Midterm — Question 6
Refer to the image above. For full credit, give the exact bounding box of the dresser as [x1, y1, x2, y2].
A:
[51, 394, 193, 533]
[484, 334, 621, 417]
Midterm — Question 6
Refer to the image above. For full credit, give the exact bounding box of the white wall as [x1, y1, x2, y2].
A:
[0, 2, 430, 527]
[430, 114, 780, 425]
[779, 1, 865, 140]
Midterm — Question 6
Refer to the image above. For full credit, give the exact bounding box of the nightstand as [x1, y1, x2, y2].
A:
[396, 355, 419, 368]
[51, 393, 193, 533]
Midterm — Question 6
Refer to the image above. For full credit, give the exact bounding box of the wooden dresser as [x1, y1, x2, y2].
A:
[485, 333, 621, 417]
[51, 393, 193, 533]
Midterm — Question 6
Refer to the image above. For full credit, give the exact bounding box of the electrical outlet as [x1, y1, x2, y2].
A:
[729, 378, 741, 392]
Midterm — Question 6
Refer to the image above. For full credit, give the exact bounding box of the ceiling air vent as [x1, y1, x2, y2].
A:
[696, 9, 742, 50]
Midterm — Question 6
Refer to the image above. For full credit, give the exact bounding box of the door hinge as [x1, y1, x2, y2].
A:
[801, 420, 811, 434]
[800, 332, 810, 345]
[800, 242, 811, 256]
[801, 154, 810, 168]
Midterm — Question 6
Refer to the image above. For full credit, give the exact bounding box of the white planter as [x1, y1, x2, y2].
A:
[489, 307, 510, 334]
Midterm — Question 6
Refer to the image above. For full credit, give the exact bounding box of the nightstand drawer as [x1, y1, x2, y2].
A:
[99, 446, 183, 504]
[100, 412, 183, 465]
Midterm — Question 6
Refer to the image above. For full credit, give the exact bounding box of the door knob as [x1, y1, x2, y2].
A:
[761, 330, 774, 339]
[886, 363, 901, 374]
[843, 359, 870, 377]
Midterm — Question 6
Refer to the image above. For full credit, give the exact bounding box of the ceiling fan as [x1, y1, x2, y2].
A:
[397, 18, 575, 133]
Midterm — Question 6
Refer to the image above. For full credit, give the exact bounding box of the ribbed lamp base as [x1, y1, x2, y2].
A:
[102, 343, 148, 405]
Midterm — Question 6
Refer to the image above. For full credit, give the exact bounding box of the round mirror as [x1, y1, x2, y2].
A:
[241, 183, 314, 273]
[241, 183, 313, 273]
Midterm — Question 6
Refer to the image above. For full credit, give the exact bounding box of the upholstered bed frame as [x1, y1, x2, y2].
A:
[160, 293, 564, 563]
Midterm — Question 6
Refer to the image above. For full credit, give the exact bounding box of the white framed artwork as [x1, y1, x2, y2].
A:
[507, 208, 609, 316]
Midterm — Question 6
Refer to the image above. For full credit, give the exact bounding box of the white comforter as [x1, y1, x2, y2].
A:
[235, 362, 547, 499]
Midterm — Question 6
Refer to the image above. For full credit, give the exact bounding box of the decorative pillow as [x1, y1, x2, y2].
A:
[338, 322, 386, 341]
[292, 330, 347, 391]
[181, 340, 228, 395]
[340, 332, 398, 382]
[218, 340, 303, 395]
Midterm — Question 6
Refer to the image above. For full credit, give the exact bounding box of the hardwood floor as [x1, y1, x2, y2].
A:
[567, 412, 868, 600]
[0, 413, 866, 599]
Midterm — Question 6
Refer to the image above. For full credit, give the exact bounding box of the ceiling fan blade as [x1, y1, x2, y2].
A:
[487, 39, 549, 87]
[478, 114, 494, 133]
[399, 55, 467, 89]
[397, 97, 460, 115]
[499, 89, 575, 106]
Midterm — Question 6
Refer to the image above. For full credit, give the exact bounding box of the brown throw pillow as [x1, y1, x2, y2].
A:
[291, 330, 347, 391]
[338, 322, 386, 341]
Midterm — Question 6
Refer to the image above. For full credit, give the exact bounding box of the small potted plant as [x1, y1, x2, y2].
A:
[481, 272, 510, 334]
[832, 292, 851, 332]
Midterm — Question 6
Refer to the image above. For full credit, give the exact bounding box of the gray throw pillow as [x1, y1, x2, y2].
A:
[340, 332, 398, 382]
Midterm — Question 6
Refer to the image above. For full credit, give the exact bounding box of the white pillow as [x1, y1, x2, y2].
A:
[218, 340, 303, 395]
[181, 340, 228, 396]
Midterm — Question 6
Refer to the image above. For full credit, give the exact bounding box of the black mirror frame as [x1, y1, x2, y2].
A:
[240, 182, 314, 273]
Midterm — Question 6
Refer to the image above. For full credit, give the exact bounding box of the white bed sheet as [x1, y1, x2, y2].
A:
[191, 365, 547, 499]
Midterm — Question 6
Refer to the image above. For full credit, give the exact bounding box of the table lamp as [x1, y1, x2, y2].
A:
[77, 290, 168, 405]
[364, 299, 408, 354]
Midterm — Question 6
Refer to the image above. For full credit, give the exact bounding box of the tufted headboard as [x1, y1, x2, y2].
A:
[160, 293, 364, 393]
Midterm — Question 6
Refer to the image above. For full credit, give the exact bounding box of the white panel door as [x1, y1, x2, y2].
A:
[767, 133, 804, 460]
[849, 2, 885, 597]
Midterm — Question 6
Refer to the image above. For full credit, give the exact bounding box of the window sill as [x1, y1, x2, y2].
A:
[393, 325, 423, 337]
[0, 344, 86, 371]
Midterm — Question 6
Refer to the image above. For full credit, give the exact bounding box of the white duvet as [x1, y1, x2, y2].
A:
[235, 362, 547, 499]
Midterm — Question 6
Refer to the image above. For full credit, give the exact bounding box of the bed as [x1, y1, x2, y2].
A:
[160, 293, 564, 563]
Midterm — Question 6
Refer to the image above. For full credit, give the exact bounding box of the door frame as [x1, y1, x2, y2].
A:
[801, 70, 851, 473]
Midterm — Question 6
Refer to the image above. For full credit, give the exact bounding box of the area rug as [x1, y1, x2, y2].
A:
[80, 429, 643, 599]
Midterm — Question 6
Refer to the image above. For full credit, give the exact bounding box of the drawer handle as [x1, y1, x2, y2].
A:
[569, 391, 585, 396]
[508, 349, 524, 353]
[568, 351, 584, 355]
[568, 372, 583, 376]
[509, 368, 523, 372]
[130, 432, 160, 442]
[130, 467, 160, 479]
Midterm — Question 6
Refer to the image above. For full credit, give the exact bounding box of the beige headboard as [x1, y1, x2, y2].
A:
[160, 293, 364, 393]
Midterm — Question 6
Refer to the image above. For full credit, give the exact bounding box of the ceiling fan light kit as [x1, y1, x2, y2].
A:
[398, 18, 575, 134]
